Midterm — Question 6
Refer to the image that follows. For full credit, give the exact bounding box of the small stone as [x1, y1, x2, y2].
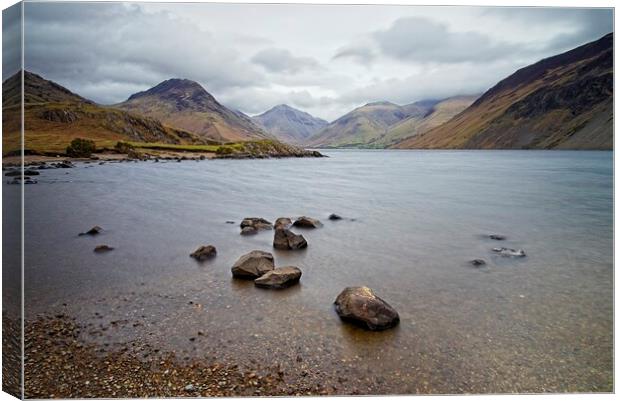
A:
[190, 245, 217, 261]
[469, 259, 486, 266]
[492, 247, 526, 257]
[328, 214, 343, 220]
[79, 226, 103, 236]
[184, 384, 195, 392]
[94, 245, 114, 253]
[254, 266, 302, 289]
[489, 234, 506, 240]
[293, 216, 323, 228]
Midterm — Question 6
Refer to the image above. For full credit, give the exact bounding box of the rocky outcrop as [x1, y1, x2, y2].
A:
[190, 245, 217, 261]
[231, 250, 275, 279]
[334, 287, 400, 331]
[293, 216, 323, 228]
[254, 266, 302, 289]
[273, 228, 308, 250]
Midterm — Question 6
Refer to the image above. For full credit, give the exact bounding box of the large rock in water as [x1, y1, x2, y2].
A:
[334, 287, 400, 331]
[273, 228, 307, 250]
[190, 245, 217, 261]
[274, 217, 292, 230]
[293, 216, 323, 228]
[240, 217, 273, 231]
[254, 266, 302, 289]
[231, 250, 275, 279]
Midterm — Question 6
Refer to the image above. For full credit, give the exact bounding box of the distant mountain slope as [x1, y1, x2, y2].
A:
[305, 101, 435, 148]
[367, 95, 478, 148]
[3, 71, 92, 107]
[393, 33, 613, 150]
[2, 71, 205, 154]
[253, 104, 328, 145]
[116, 79, 271, 143]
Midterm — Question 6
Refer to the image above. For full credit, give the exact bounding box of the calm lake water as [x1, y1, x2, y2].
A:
[14, 150, 613, 393]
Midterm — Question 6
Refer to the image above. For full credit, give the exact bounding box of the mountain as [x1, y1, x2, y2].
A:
[2, 71, 205, 154]
[393, 33, 613, 150]
[253, 104, 328, 145]
[3, 71, 93, 107]
[366, 95, 478, 148]
[115, 78, 270, 143]
[305, 101, 435, 148]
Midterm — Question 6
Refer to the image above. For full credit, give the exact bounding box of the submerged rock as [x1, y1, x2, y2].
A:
[273, 228, 308, 250]
[94, 245, 114, 253]
[328, 214, 343, 221]
[231, 250, 275, 279]
[254, 266, 302, 289]
[79, 226, 103, 236]
[274, 217, 292, 230]
[489, 234, 506, 241]
[469, 259, 486, 267]
[493, 247, 526, 257]
[190, 245, 217, 261]
[293, 216, 323, 228]
[334, 287, 400, 331]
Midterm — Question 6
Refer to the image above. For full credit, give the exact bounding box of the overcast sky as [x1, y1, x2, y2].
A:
[5, 2, 614, 120]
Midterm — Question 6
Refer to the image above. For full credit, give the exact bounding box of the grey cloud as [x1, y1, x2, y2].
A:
[22, 2, 266, 104]
[333, 45, 376, 65]
[373, 17, 520, 63]
[251, 48, 319, 73]
[3, 3, 22, 81]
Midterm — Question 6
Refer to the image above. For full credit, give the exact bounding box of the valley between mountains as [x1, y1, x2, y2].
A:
[2, 32, 612, 158]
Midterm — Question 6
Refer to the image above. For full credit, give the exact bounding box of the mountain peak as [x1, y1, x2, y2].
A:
[364, 101, 397, 107]
[126, 78, 213, 103]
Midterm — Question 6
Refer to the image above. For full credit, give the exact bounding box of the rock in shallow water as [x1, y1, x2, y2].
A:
[328, 213, 343, 220]
[240, 226, 258, 235]
[293, 216, 323, 228]
[273, 228, 307, 250]
[93, 245, 114, 253]
[274, 217, 292, 230]
[79, 226, 103, 236]
[493, 247, 526, 257]
[190, 245, 217, 261]
[240, 217, 273, 231]
[469, 259, 486, 266]
[334, 287, 400, 331]
[231, 250, 275, 279]
[489, 234, 506, 240]
[254, 266, 302, 289]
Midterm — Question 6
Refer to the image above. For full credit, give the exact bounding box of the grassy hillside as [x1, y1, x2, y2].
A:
[393, 33, 613, 150]
[367, 96, 477, 148]
[305, 101, 432, 148]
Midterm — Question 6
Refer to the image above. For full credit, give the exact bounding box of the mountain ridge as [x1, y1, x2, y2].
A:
[393, 33, 613, 150]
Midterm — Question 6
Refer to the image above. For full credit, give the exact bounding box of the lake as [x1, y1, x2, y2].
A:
[12, 149, 613, 393]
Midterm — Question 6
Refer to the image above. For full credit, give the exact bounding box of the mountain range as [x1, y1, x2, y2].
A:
[252, 104, 328, 145]
[393, 32, 613, 149]
[2, 33, 613, 155]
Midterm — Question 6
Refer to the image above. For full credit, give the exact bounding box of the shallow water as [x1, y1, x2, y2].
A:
[15, 150, 613, 393]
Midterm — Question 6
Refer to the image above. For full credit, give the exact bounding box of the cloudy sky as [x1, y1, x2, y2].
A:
[5, 2, 614, 120]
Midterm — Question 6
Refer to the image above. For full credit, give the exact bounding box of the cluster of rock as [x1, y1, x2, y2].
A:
[468, 234, 527, 267]
[229, 250, 302, 289]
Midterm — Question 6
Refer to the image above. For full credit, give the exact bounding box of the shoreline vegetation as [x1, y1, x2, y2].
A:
[2, 139, 324, 167]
